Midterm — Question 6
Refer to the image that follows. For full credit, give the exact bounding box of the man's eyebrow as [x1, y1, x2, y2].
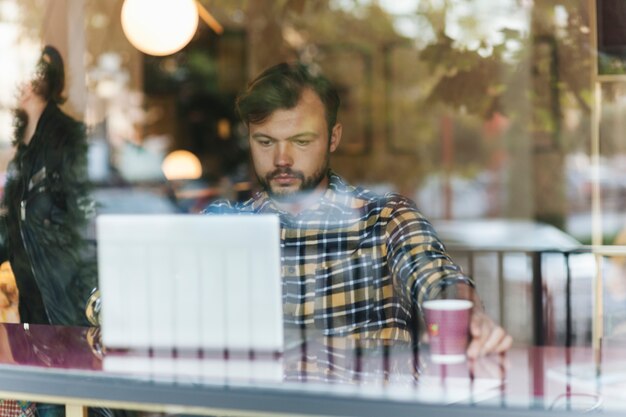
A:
[251, 132, 275, 140]
[251, 132, 318, 140]
[288, 132, 318, 140]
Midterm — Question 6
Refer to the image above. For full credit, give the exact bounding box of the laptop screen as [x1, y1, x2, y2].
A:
[96, 214, 283, 354]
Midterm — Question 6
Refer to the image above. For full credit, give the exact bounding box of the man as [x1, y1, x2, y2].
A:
[206, 62, 512, 357]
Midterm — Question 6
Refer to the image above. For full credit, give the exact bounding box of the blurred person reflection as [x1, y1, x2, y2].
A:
[205, 62, 512, 358]
[0, 44, 115, 417]
[0, 45, 96, 327]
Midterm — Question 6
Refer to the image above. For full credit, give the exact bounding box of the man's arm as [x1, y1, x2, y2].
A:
[384, 197, 511, 357]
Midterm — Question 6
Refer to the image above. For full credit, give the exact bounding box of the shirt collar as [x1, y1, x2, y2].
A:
[249, 170, 352, 216]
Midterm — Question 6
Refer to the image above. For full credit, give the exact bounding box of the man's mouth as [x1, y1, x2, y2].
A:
[268, 169, 303, 186]
[272, 174, 298, 185]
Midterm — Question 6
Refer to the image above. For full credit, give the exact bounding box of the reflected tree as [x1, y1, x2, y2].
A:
[414, 0, 593, 227]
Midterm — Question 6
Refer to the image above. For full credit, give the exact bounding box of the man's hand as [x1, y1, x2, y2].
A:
[466, 309, 512, 358]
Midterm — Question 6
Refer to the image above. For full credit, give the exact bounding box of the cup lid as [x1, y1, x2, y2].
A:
[422, 299, 473, 310]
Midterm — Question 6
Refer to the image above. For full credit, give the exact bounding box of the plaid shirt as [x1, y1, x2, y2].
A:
[205, 172, 472, 342]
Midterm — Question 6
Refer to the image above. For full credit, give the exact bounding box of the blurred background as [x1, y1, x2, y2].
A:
[0, 0, 615, 239]
[1, 0, 626, 344]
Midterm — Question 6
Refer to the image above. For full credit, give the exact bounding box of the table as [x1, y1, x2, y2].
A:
[0, 323, 625, 417]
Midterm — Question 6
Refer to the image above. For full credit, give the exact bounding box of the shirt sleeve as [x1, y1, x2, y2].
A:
[383, 195, 474, 309]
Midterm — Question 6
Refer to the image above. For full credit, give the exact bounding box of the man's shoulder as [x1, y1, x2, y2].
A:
[202, 197, 256, 214]
[380, 192, 419, 210]
[329, 173, 381, 205]
[334, 177, 418, 211]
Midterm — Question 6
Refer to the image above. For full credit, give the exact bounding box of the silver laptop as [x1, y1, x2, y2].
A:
[96, 214, 283, 357]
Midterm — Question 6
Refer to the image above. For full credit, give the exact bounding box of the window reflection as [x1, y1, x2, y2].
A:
[0, 0, 625, 348]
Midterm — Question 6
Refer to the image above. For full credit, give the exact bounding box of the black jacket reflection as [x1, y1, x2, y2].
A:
[0, 102, 96, 326]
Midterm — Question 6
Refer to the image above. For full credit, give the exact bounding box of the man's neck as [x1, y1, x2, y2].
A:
[273, 177, 330, 215]
[274, 195, 320, 215]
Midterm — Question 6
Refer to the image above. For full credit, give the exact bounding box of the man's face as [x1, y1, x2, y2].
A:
[249, 88, 342, 203]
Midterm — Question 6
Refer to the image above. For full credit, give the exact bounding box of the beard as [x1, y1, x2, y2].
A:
[257, 156, 329, 203]
[12, 108, 28, 146]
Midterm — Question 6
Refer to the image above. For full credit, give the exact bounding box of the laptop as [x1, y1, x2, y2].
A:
[96, 213, 283, 379]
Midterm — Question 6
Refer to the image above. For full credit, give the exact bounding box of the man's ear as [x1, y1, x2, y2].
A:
[329, 123, 342, 153]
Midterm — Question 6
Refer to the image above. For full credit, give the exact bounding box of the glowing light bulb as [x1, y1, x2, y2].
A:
[162, 150, 202, 180]
[121, 0, 199, 56]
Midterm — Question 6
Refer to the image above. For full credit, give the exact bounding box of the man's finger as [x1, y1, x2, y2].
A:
[495, 334, 513, 353]
[467, 323, 490, 358]
[470, 311, 487, 337]
[479, 325, 506, 355]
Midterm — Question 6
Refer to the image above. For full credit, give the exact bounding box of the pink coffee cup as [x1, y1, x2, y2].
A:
[423, 299, 473, 364]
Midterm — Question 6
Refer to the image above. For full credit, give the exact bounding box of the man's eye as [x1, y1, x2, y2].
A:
[295, 140, 309, 146]
[257, 140, 272, 146]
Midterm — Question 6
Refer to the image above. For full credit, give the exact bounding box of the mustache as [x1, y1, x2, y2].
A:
[266, 168, 305, 181]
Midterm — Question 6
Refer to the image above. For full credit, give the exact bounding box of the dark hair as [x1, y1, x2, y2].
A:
[32, 45, 66, 104]
[236, 62, 340, 134]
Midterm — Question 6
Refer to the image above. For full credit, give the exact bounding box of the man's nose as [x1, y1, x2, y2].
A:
[274, 142, 293, 167]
